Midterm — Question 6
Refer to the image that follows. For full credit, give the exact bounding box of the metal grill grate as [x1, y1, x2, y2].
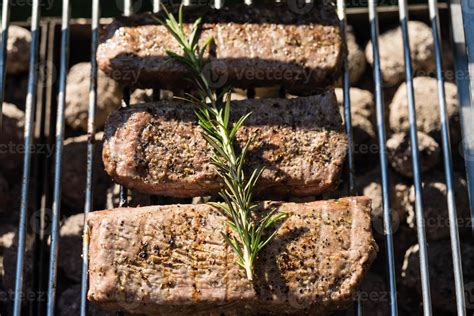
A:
[0, 0, 472, 315]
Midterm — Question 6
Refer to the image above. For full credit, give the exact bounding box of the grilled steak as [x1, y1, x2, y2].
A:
[97, 4, 343, 92]
[103, 93, 347, 198]
[87, 197, 377, 315]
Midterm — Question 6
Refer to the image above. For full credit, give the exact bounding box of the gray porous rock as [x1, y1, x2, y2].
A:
[65, 62, 122, 131]
[357, 273, 390, 316]
[58, 213, 84, 283]
[6, 26, 31, 75]
[389, 77, 460, 143]
[2, 232, 33, 301]
[365, 21, 435, 86]
[61, 133, 112, 211]
[386, 131, 441, 177]
[406, 171, 470, 240]
[58, 285, 117, 316]
[0, 103, 24, 178]
[402, 241, 474, 314]
[357, 168, 410, 238]
[337, 26, 366, 86]
[335, 87, 376, 148]
[0, 174, 9, 213]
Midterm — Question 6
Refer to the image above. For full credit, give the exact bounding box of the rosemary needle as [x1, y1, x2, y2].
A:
[157, 6, 286, 281]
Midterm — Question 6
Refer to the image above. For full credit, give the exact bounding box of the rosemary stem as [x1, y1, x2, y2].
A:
[159, 6, 285, 281]
[243, 244, 253, 281]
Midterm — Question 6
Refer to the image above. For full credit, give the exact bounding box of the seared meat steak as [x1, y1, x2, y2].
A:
[102, 93, 347, 198]
[87, 197, 377, 315]
[97, 4, 342, 91]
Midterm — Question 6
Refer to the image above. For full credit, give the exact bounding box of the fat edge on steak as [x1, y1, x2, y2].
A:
[102, 92, 348, 198]
[87, 197, 377, 315]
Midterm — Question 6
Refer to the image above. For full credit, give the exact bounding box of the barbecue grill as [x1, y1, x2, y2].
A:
[1, 0, 473, 315]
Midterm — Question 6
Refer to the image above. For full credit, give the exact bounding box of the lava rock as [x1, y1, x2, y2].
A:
[0, 103, 24, 178]
[335, 87, 376, 147]
[65, 62, 122, 131]
[389, 77, 460, 144]
[58, 213, 84, 283]
[337, 26, 366, 86]
[357, 273, 390, 316]
[407, 171, 470, 240]
[61, 133, 112, 211]
[130, 88, 153, 104]
[58, 284, 116, 316]
[365, 21, 435, 86]
[6, 26, 31, 75]
[4, 74, 28, 109]
[0, 174, 9, 214]
[386, 132, 441, 177]
[402, 241, 474, 314]
[357, 168, 410, 239]
[2, 232, 33, 302]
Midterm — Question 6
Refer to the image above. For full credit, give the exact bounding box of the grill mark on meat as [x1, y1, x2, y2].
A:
[102, 93, 347, 198]
[87, 197, 377, 315]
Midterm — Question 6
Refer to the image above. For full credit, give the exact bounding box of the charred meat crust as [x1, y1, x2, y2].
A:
[97, 4, 343, 91]
[87, 197, 377, 315]
[102, 93, 348, 198]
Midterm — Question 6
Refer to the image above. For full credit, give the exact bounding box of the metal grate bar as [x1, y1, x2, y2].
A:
[427, 0, 466, 315]
[337, 0, 355, 195]
[0, 0, 10, 130]
[397, 1, 432, 314]
[449, 0, 474, 237]
[124, 0, 133, 17]
[153, 0, 161, 12]
[30, 22, 51, 316]
[46, 0, 71, 315]
[337, 1, 361, 313]
[214, 0, 223, 9]
[80, 0, 101, 315]
[449, 0, 474, 233]
[367, 1, 398, 315]
[12, 0, 41, 314]
[32, 21, 57, 316]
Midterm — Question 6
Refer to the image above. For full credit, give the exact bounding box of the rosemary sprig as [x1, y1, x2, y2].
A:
[157, 6, 285, 281]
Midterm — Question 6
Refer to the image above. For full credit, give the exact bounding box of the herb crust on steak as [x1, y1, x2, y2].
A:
[102, 93, 347, 198]
[87, 197, 377, 315]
